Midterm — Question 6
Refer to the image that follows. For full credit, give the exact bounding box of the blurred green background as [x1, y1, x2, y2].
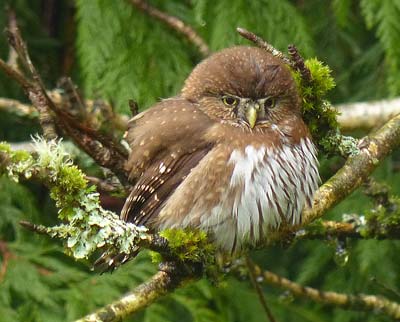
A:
[0, 1, 400, 321]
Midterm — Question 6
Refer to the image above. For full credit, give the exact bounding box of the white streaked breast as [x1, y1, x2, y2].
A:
[203, 138, 319, 251]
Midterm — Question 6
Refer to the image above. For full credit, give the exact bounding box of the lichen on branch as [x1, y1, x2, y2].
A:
[0, 137, 217, 270]
[0, 137, 148, 260]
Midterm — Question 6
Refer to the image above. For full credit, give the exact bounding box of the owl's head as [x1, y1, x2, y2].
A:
[181, 46, 301, 130]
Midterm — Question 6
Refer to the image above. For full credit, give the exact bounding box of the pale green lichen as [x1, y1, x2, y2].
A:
[360, 195, 400, 238]
[320, 131, 360, 157]
[1, 137, 148, 259]
[2, 138, 216, 265]
[1, 141, 34, 181]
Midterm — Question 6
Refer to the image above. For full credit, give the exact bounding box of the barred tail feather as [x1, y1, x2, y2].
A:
[93, 247, 140, 273]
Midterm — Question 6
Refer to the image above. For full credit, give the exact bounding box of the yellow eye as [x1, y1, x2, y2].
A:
[264, 97, 276, 110]
[222, 96, 238, 107]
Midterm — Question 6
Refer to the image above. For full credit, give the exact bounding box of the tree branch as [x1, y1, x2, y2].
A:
[246, 257, 277, 322]
[302, 111, 400, 225]
[129, 0, 210, 57]
[0, 26, 130, 183]
[337, 97, 400, 131]
[298, 220, 398, 240]
[236, 28, 293, 67]
[0, 97, 37, 117]
[75, 263, 195, 322]
[86, 176, 125, 194]
[4, 17, 58, 139]
[248, 263, 400, 320]
[0, 95, 129, 131]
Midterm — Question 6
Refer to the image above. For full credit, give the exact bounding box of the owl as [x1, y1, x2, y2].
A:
[121, 46, 319, 253]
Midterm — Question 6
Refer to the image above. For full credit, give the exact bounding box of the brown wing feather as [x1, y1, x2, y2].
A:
[121, 146, 212, 226]
[125, 97, 213, 182]
[122, 97, 214, 226]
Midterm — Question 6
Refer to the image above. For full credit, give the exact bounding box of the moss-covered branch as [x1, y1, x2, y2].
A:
[298, 218, 400, 240]
[303, 111, 400, 224]
[0, 138, 149, 261]
[75, 263, 197, 322]
[247, 263, 400, 320]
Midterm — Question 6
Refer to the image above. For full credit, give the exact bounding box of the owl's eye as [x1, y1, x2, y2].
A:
[264, 97, 276, 110]
[222, 96, 238, 107]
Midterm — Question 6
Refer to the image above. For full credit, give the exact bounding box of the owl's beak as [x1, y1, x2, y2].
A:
[245, 103, 260, 129]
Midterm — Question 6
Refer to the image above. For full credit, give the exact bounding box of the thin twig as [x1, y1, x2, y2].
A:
[0, 28, 129, 181]
[5, 17, 57, 139]
[250, 263, 400, 320]
[0, 94, 129, 131]
[246, 257, 277, 322]
[6, 8, 19, 70]
[287, 44, 312, 85]
[296, 220, 400, 240]
[129, 0, 210, 57]
[0, 58, 32, 89]
[296, 220, 362, 240]
[86, 176, 125, 194]
[236, 28, 293, 67]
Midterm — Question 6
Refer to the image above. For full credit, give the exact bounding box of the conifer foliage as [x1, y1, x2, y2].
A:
[0, 1, 400, 321]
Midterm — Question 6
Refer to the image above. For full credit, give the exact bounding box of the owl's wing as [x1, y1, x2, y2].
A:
[121, 97, 214, 226]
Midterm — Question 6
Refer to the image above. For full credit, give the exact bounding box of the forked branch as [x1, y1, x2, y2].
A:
[0, 16, 129, 183]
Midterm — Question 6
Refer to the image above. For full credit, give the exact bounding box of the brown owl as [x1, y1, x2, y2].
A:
[121, 46, 319, 253]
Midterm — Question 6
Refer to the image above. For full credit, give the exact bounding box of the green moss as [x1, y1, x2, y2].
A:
[301, 219, 326, 236]
[0, 142, 31, 162]
[320, 131, 360, 157]
[292, 57, 358, 157]
[149, 251, 163, 263]
[294, 59, 338, 144]
[1, 138, 151, 261]
[305, 59, 336, 96]
[159, 228, 215, 263]
[49, 165, 88, 213]
[0, 142, 11, 153]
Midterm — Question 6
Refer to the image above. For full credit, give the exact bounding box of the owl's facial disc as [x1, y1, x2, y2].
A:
[222, 94, 275, 128]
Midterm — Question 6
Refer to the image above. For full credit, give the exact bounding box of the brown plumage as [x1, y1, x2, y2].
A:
[121, 46, 319, 253]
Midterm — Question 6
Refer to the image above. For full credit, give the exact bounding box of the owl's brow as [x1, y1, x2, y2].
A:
[255, 64, 281, 95]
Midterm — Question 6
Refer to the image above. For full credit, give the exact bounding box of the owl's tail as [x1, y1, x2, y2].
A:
[93, 247, 140, 273]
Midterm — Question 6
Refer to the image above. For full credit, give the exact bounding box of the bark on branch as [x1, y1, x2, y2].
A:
[0, 21, 130, 183]
[337, 97, 400, 131]
[75, 263, 195, 322]
[302, 111, 400, 225]
[248, 263, 400, 320]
